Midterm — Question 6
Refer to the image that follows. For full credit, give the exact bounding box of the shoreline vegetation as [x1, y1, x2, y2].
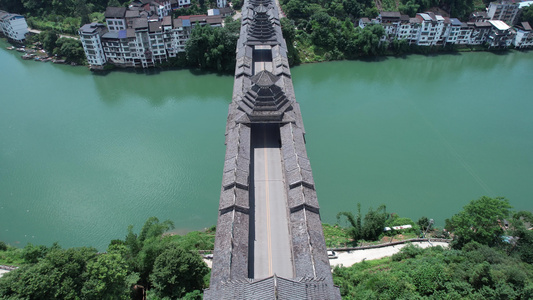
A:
[1, 196, 532, 299]
[2, 0, 533, 73]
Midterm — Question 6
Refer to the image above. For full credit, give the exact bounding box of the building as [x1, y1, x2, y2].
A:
[487, 19, 515, 47]
[469, 21, 492, 44]
[79, 2, 222, 69]
[513, 21, 533, 48]
[416, 13, 446, 46]
[79, 23, 108, 68]
[105, 7, 127, 31]
[217, 0, 227, 8]
[487, 0, 520, 25]
[0, 10, 29, 42]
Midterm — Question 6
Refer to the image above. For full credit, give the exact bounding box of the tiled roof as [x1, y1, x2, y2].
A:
[105, 7, 127, 18]
[149, 21, 162, 32]
[133, 18, 148, 29]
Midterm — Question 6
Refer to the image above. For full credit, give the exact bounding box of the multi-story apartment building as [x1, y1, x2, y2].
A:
[105, 7, 127, 31]
[487, 19, 514, 47]
[359, 10, 520, 48]
[469, 21, 492, 44]
[79, 23, 108, 67]
[487, 0, 520, 25]
[443, 18, 463, 44]
[416, 13, 446, 46]
[513, 21, 533, 48]
[80, 3, 222, 69]
[171, 0, 191, 9]
[0, 10, 29, 42]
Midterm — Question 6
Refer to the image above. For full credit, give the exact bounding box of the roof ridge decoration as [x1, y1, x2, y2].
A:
[250, 70, 280, 87]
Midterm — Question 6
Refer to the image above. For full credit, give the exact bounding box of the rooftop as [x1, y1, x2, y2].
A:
[489, 20, 511, 30]
[79, 23, 107, 34]
[105, 6, 127, 18]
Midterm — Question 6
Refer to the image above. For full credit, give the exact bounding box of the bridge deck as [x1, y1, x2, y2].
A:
[250, 124, 294, 279]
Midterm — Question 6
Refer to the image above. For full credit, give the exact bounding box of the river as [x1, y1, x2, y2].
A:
[1, 39, 532, 250]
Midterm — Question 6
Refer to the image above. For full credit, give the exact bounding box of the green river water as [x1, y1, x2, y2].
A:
[1, 38, 532, 250]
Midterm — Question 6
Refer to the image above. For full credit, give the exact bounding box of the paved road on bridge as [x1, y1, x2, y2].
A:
[252, 124, 294, 279]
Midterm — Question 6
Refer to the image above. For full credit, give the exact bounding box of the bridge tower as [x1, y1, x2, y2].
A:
[204, 0, 341, 298]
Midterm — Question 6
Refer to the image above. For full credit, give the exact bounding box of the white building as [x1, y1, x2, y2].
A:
[105, 7, 127, 31]
[217, 0, 227, 8]
[487, 19, 515, 47]
[487, 0, 520, 25]
[416, 13, 446, 46]
[80, 2, 222, 69]
[79, 23, 108, 68]
[444, 18, 463, 44]
[0, 10, 29, 42]
[513, 21, 533, 48]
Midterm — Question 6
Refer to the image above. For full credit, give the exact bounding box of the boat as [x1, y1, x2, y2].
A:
[53, 59, 66, 64]
[21, 54, 34, 60]
[6, 46, 15, 50]
[16, 47, 25, 52]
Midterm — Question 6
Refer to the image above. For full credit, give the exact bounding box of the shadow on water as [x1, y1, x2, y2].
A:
[92, 66, 234, 107]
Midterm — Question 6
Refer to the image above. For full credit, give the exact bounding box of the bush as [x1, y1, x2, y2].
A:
[0, 242, 7, 251]
[392, 243, 423, 261]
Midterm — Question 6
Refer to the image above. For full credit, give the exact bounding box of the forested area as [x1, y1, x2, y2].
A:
[0, 217, 213, 300]
[277, 0, 495, 63]
[333, 196, 533, 299]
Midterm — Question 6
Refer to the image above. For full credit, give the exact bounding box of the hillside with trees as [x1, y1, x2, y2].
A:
[277, 0, 500, 63]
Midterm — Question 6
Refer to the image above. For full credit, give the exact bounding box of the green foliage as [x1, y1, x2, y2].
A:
[0, 246, 24, 266]
[81, 253, 137, 300]
[41, 30, 59, 53]
[322, 223, 354, 247]
[521, 5, 533, 25]
[149, 244, 209, 299]
[22, 243, 50, 264]
[0, 242, 7, 252]
[0, 217, 209, 299]
[446, 196, 512, 248]
[337, 203, 389, 242]
[391, 243, 424, 261]
[55, 37, 86, 64]
[185, 23, 238, 72]
[398, 0, 419, 17]
[334, 243, 533, 299]
[417, 216, 430, 231]
[169, 230, 215, 251]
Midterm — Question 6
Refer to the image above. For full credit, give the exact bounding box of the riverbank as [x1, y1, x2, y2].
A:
[329, 240, 450, 268]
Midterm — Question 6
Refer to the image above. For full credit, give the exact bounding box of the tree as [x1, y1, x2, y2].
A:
[81, 253, 138, 300]
[521, 5, 533, 25]
[361, 204, 388, 240]
[337, 203, 362, 242]
[41, 30, 59, 53]
[107, 0, 120, 6]
[337, 203, 388, 242]
[149, 244, 209, 299]
[446, 196, 512, 249]
[418, 216, 431, 232]
[55, 38, 86, 64]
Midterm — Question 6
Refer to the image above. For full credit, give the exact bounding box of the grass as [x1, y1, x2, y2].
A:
[322, 224, 357, 248]
[0, 246, 24, 266]
[166, 226, 216, 251]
